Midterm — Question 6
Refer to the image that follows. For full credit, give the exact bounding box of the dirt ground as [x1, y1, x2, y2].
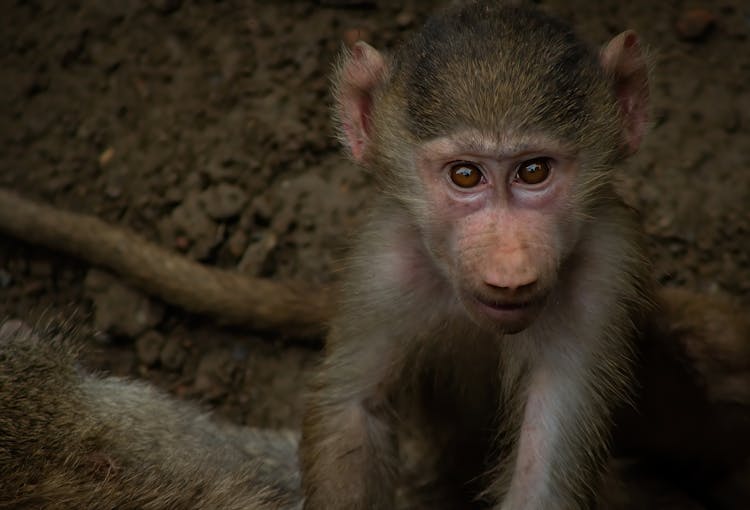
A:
[0, 0, 749, 491]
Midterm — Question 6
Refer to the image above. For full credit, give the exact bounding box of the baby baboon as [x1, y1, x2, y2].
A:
[301, 2, 653, 509]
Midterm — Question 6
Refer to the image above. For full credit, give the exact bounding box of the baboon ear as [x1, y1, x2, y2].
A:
[600, 30, 650, 155]
[334, 41, 387, 163]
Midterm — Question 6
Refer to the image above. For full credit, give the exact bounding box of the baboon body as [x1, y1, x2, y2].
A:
[301, 2, 654, 509]
[0, 321, 301, 510]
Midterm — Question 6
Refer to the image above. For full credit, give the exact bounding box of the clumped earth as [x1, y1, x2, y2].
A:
[0, 0, 748, 464]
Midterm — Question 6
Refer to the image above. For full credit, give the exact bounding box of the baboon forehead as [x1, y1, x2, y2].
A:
[393, 3, 609, 143]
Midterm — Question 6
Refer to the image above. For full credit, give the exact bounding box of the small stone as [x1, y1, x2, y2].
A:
[98, 147, 115, 167]
[160, 335, 186, 371]
[135, 330, 165, 367]
[248, 195, 273, 227]
[43, 175, 74, 194]
[676, 8, 716, 41]
[227, 229, 249, 258]
[133, 78, 149, 99]
[104, 183, 122, 199]
[194, 349, 236, 400]
[163, 187, 183, 205]
[199, 183, 248, 220]
[174, 235, 191, 251]
[238, 232, 278, 276]
[84, 269, 164, 338]
[160, 192, 219, 260]
[396, 10, 415, 28]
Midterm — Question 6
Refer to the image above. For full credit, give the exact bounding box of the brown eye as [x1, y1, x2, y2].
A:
[449, 162, 483, 188]
[516, 158, 551, 185]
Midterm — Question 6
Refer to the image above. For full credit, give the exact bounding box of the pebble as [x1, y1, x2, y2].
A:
[396, 10, 415, 28]
[248, 195, 273, 227]
[238, 232, 278, 276]
[98, 147, 115, 167]
[676, 8, 716, 41]
[227, 229, 249, 259]
[84, 269, 164, 338]
[161, 192, 219, 260]
[160, 335, 187, 371]
[199, 183, 247, 220]
[194, 349, 235, 399]
[135, 330, 166, 367]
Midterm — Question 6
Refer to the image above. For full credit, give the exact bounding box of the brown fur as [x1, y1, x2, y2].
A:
[0, 320, 301, 510]
[302, 2, 653, 509]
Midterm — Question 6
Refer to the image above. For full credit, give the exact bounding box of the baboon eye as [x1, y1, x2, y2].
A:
[515, 158, 551, 185]
[449, 162, 483, 188]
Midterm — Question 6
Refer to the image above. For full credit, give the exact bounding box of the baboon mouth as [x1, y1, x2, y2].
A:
[473, 296, 538, 311]
[467, 293, 546, 328]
